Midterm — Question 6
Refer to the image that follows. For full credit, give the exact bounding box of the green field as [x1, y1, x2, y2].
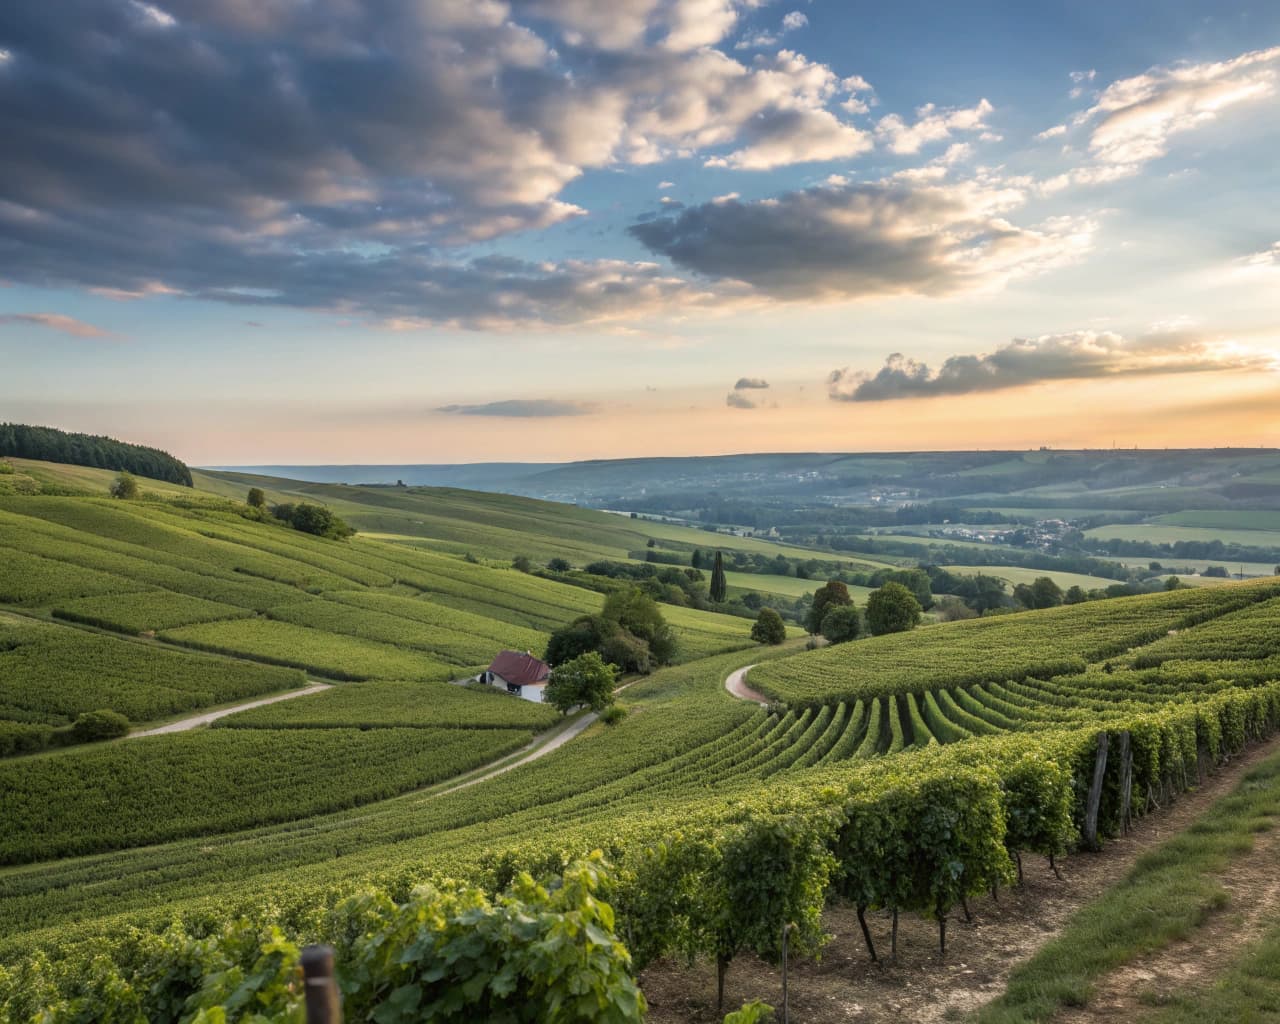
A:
[1086, 523, 1280, 549]
[1153, 509, 1280, 531]
[723, 570, 876, 603]
[9, 456, 1280, 1018]
[943, 564, 1124, 591]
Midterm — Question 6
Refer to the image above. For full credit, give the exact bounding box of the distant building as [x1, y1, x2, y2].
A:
[482, 650, 550, 703]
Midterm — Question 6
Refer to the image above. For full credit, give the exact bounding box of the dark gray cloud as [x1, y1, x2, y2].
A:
[0, 0, 872, 326]
[725, 391, 757, 409]
[734, 377, 769, 390]
[829, 331, 1267, 402]
[629, 180, 1090, 299]
[437, 399, 596, 418]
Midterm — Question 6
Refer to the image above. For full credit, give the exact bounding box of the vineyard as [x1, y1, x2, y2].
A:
[4, 464, 1280, 1020]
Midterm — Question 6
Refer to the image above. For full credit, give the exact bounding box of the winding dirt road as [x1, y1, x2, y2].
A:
[128, 683, 332, 738]
[724, 665, 769, 705]
[436, 710, 599, 795]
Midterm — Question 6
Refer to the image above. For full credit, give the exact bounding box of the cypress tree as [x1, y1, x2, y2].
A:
[710, 550, 727, 603]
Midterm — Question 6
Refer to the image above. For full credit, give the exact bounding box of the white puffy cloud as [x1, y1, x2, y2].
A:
[875, 99, 994, 155]
[1078, 46, 1280, 165]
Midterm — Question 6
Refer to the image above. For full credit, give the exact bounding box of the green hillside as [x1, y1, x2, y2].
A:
[7, 455, 1280, 1020]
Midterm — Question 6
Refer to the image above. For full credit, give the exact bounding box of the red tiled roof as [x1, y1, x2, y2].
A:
[488, 650, 550, 686]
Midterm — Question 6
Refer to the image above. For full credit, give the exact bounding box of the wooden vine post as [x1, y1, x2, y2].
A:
[1117, 730, 1133, 835]
[1082, 731, 1109, 851]
[781, 922, 796, 1024]
[301, 944, 342, 1024]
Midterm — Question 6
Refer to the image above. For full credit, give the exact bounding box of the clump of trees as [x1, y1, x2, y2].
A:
[270, 502, 355, 540]
[1013, 576, 1064, 610]
[820, 605, 862, 644]
[545, 652, 617, 715]
[545, 587, 676, 674]
[805, 581, 852, 634]
[750, 607, 787, 645]
[0, 423, 193, 486]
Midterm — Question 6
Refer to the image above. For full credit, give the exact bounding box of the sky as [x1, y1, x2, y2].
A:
[1, 0, 1279, 465]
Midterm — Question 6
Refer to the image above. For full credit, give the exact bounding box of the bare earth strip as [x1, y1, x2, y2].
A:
[639, 734, 1280, 1024]
[725, 665, 770, 705]
[435, 710, 599, 796]
[128, 683, 332, 737]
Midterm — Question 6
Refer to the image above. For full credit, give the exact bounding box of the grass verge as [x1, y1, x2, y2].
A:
[974, 746, 1280, 1024]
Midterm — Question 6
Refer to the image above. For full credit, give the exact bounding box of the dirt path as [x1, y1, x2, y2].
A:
[725, 665, 770, 705]
[129, 683, 332, 737]
[1055, 776, 1280, 1023]
[639, 734, 1280, 1024]
[435, 710, 598, 796]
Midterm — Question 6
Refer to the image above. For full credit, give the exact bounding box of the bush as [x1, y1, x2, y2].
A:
[271, 502, 354, 540]
[750, 608, 788, 646]
[71, 709, 130, 743]
[548, 557, 572, 572]
[246, 487, 266, 508]
[109, 472, 139, 500]
[0, 460, 13, 475]
[513, 555, 533, 573]
[601, 706, 627, 725]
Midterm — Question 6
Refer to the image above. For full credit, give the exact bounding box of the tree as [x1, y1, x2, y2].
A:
[750, 607, 787, 645]
[820, 604, 862, 644]
[1030, 576, 1064, 609]
[710, 551, 727, 603]
[544, 652, 616, 715]
[691, 549, 704, 569]
[246, 487, 266, 508]
[545, 615, 613, 667]
[1164, 575, 1185, 591]
[1063, 584, 1087, 605]
[603, 587, 676, 665]
[805, 580, 852, 634]
[884, 568, 933, 610]
[109, 472, 139, 500]
[865, 582, 922, 636]
[512, 555, 533, 573]
[547, 557, 571, 573]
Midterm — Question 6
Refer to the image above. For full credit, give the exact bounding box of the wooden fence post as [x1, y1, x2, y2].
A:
[301, 944, 342, 1024]
[781, 922, 796, 1024]
[1117, 731, 1133, 835]
[1082, 731, 1109, 851]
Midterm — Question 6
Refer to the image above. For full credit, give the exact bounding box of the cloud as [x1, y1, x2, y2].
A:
[734, 377, 769, 389]
[437, 399, 596, 417]
[1076, 46, 1280, 166]
[735, 9, 808, 50]
[1243, 241, 1280, 268]
[875, 99, 994, 155]
[828, 330, 1272, 402]
[630, 176, 1094, 300]
[0, 312, 112, 337]
[725, 391, 757, 408]
[0, 1, 872, 325]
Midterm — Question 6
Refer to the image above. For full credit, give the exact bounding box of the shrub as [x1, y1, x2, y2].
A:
[601, 706, 627, 725]
[71, 709, 130, 743]
[109, 472, 139, 500]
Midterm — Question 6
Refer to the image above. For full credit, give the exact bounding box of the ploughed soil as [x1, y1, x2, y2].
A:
[638, 734, 1280, 1024]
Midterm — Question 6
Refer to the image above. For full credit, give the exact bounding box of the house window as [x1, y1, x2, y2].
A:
[506, 682, 521, 695]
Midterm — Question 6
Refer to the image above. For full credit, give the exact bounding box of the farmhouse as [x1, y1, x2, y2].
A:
[482, 650, 550, 703]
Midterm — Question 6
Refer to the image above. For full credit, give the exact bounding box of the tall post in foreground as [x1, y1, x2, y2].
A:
[1082, 731, 1110, 851]
[301, 944, 342, 1024]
